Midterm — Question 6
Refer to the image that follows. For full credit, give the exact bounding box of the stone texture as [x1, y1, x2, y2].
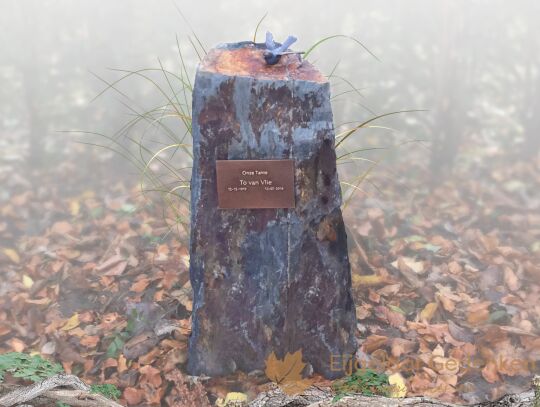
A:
[188, 42, 356, 379]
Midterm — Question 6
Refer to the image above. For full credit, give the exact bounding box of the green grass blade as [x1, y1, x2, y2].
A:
[335, 110, 426, 148]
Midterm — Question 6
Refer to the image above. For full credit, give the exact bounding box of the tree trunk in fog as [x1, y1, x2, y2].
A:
[19, 0, 46, 169]
[519, 3, 540, 158]
[429, 4, 475, 182]
[22, 65, 46, 169]
[522, 68, 540, 157]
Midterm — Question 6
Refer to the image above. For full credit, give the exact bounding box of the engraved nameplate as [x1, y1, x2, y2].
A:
[216, 160, 295, 209]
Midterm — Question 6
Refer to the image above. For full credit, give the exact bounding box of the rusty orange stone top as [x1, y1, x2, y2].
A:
[199, 42, 327, 83]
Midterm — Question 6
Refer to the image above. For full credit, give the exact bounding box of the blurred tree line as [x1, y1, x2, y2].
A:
[1, 0, 539, 181]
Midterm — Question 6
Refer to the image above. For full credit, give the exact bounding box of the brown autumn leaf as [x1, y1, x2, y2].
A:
[355, 304, 372, 319]
[96, 254, 126, 274]
[391, 338, 416, 357]
[123, 331, 159, 360]
[124, 387, 144, 406]
[368, 288, 381, 303]
[361, 334, 388, 353]
[139, 348, 161, 365]
[140, 364, 163, 388]
[377, 283, 401, 297]
[482, 361, 501, 383]
[7, 338, 26, 352]
[503, 267, 520, 291]
[264, 349, 312, 395]
[478, 234, 499, 253]
[467, 308, 490, 326]
[50, 221, 73, 235]
[80, 335, 100, 348]
[438, 294, 455, 312]
[375, 305, 406, 328]
[394, 257, 423, 288]
[447, 261, 462, 274]
[56, 248, 81, 260]
[0, 324, 11, 336]
[131, 276, 150, 293]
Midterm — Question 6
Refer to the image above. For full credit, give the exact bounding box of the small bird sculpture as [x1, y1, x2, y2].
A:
[263, 31, 303, 65]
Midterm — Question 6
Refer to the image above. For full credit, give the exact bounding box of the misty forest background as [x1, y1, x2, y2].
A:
[1, 0, 539, 406]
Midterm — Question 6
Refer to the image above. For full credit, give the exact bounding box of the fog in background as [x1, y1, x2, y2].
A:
[1, 0, 539, 195]
[1, 2, 540, 402]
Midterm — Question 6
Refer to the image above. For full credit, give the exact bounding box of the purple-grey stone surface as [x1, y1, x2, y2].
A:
[188, 42, 356, 379]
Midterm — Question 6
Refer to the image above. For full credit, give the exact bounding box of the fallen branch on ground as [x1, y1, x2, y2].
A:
[249, 376, 539, 407]
[0, 374, 123, 407]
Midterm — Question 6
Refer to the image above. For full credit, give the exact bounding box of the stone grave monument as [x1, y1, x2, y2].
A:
[188, 37, 356, 379]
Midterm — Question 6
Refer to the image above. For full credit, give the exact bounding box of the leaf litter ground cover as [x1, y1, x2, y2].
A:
[0, 146, 538, 405]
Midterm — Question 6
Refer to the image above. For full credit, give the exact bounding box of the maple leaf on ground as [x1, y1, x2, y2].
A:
[264, 350, 313, 395]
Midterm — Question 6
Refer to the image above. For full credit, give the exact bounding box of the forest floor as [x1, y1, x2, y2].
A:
[0, 144, 539, 406]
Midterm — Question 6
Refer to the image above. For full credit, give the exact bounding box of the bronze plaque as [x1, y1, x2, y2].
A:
[216, 160, 295, 209]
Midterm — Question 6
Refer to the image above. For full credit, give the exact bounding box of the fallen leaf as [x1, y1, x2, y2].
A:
[447, 320, 474, 343]
[22, 275, 34, 288]
[468, 308, 490, 326]
[80, 335, 100, 348]
[482, 361, 501, 383]
[3, 248, 20, 264]
[361, 335, 388, 353]
[352, 273, 386, 288]
[41, 341, 56, 355]
[69, 199, 80, 216]
[391, 338, 416, 357]
[61, 313, 80, 331]
[131, 277, 150, 293]
[393, 256, 425, 274]
[420, 302, 438, 322]
[51, 221, 73, 235]
[394, 257, 423, 288]
[123, 332, 158, 360]
[503, 267, 520, 291]
[264, 350, 312, 395]
[140, 364, 162, 387]
[0, 325, 9, 336]
[8, 338, 26, 352]
[448, 261, 462, 274]
[96, 254, 126, 273]
[118, 354, 128, 373]
[388, 372, 407, 397]
[216, 392, 248, 407]
[377, 283, 401, 296]
[56, 248, 81, 260]
[438, 294, 455, 312]
[375, 305, 406, 327]
[124, 387, 144, 406]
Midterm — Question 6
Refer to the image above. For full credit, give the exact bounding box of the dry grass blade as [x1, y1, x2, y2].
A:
[253, 12, 268, 43]
[304, 34, 379, 61]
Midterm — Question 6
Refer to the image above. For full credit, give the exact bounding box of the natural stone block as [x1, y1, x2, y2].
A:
[188, 42, 356, 379]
